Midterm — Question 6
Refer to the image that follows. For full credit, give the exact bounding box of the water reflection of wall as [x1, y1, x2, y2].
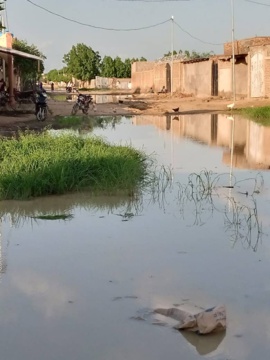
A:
[133, 114, 270, 169]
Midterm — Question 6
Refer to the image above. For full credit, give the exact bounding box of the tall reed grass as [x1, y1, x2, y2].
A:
[0, 132, 147, 200]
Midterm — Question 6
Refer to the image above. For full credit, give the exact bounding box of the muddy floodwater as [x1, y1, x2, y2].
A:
[1, 114, 270, 360]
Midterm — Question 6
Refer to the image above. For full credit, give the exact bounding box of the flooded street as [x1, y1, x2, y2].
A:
[1, 114, 270, 360]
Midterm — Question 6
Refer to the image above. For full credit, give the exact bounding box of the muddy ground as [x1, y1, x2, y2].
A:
[0, 91, 269, 131]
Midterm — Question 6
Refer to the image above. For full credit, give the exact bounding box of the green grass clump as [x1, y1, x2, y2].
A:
[241, 107, 270, 126]
[0, 132, 147, 200]
[56, 116, 82, 127]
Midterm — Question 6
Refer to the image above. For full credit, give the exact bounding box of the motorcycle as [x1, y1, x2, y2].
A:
[71, 93, 93, 115]
[0, 91, 9, 106]
[35, 91, 48, 121]
[14, 89, 35, 105]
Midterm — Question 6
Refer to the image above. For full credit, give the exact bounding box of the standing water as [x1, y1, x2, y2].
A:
[0, 113, 270, 360]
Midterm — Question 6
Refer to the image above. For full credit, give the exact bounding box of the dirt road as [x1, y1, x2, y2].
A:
[0, 92, 269, 131]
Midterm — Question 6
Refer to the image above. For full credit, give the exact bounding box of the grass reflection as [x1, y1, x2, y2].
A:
[175, 170, 264, 250]
[0, 167, 265, 251]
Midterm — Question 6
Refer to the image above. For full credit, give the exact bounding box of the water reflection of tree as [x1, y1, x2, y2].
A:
[72, 116, 122, 134]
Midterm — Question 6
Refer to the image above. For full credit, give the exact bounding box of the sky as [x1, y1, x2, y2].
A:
[5, 0, 270, 71]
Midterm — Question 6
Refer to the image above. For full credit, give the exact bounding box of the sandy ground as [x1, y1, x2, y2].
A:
[0, 91, 269, 131]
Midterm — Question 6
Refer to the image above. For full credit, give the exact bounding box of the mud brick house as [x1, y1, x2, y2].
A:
[132, 36, 270, 99]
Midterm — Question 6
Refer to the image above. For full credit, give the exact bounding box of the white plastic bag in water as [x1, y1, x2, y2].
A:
[155, 305, 226, 334]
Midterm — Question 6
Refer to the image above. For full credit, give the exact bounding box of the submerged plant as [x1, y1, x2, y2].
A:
[31, 214, 74, 221]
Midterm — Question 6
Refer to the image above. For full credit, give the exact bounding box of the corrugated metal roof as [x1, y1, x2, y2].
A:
[0, 46, 43, 61]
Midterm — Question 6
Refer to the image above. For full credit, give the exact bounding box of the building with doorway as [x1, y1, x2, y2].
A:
[132, 36, 270, 99]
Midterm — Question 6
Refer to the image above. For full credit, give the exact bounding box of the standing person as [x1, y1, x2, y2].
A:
[38, 81, 45, 92]
[51, 82, 54, 92]
[0, 78, 6, 92]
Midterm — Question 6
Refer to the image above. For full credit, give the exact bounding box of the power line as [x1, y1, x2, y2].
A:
[26, 0, 171, 31]
[116, 0, 192, 2]
[244, 0, 270, 6]
[174, 21, 223, 46]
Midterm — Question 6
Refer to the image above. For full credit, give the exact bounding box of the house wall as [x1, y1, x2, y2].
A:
[181, 60, 212, 97]
[218, 58, 248, 98]
[224, 37, 270, 56]
[172, 61, 181, 92]
[218, 60, 231, 97]
[153, 63, 167, 92]
[132, 62, 154, 92]
[235, 61, 248, 97]
[0, 32, 13, 49]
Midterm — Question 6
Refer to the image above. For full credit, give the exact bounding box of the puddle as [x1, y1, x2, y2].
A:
[52, 93, 132, 103]
[0, 114, 270, 360]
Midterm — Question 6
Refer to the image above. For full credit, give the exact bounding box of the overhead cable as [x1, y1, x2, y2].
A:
[245, 0, 270, 6]
[26, 0, 171, 31]
[174, 21, 223, 46]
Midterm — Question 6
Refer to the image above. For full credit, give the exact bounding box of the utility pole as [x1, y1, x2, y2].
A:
[171, 16, 174, 96]
[231, 0, 236, 102]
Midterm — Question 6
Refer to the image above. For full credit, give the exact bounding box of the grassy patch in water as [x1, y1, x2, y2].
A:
[54, 115, 121, 131]
[0, 132, 147, 200]
[240, 107, 270, 125]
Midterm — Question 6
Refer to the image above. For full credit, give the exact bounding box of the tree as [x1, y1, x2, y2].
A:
[163, 50, 178, 57]
[100, 56, 116, 78]
[63, 43, 101, 81]
[12, 38, 46, 87]
[114, 56, 126, 78]
[46, 67, 71, 83]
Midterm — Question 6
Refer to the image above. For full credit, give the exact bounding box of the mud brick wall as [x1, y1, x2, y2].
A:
[224, 37, 270, 55]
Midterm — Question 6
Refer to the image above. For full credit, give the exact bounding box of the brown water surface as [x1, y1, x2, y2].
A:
[0, 114, 270, 360]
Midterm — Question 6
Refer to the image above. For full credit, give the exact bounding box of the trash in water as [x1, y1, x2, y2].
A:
[154, 304, 226, 335]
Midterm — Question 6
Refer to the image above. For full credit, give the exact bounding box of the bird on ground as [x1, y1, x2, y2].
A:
[119, 100, 123, 104]
[227, 103, 235, 110]
[172, 107, 179, 112]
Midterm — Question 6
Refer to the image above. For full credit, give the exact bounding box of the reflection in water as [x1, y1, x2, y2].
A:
[180, 330, 226, 356]
[0, 191, 142, 228]
[0, 114, 270, 360]
[133, 114, 270, 170]
[0, 167, 264, 252]
[175, 170, 263, 251]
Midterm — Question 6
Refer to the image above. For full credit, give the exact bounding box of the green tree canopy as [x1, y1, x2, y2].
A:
[100, 56, 116, 78]
[163, 50, 214, 60]
[12, 38, 46, 85]
[63, 43, 101, 81]
[46, 68, 71, 83]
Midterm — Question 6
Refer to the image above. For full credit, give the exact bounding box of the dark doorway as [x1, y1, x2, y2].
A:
[212, 62, 218, 96]
[166, 63, 171, 93]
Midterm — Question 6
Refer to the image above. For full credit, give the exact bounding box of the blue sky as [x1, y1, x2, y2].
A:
[6, 0, 270, 70]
